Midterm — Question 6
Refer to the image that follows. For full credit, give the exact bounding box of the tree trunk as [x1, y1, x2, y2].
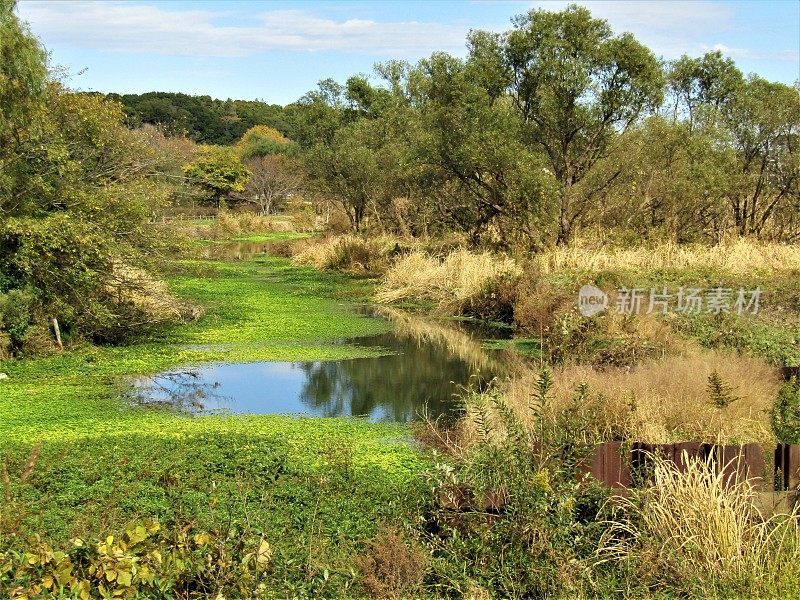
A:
[556, 185, 571, 245]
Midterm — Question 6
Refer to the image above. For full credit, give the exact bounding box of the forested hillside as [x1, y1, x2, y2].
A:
[109, 91, 293, 145]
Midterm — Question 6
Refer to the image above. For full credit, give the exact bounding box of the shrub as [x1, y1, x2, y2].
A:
[771, 377, 800, 444]
[354, 525, 427, 599]
[512, 268, 570, 333]
[0, 215, 189, 348]
[707, 369, 741, 408]
[416, 378, 611, 598]
[463, 274, 518, 323]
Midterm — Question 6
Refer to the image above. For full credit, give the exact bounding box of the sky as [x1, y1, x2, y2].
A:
[15, 0, 800, 106]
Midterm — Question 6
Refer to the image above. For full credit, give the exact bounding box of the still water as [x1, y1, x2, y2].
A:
[129, 311, 509, 423]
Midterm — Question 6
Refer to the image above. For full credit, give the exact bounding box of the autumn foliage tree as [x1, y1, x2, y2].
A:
[182, 147, 251, 209]
[235, 125, 299, 159]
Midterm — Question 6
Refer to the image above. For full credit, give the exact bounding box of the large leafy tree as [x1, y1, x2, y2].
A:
[305, 119, 386, 233]
[235, 125, 298, 160]
[1, 0, 184, 350]
[407, 52, 553, 246]
[667, 51, 744, 128]
[244, 155, 304, 215]
[183, 147, 251, 209]
[0, 0, 48, 209]
[668, 53, 800, 237]
[724, 77, 800, 237]
[600, 116, 733, 242]
[473, 5, 664, 244]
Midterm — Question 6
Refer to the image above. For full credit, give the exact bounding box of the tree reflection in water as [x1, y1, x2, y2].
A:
[127, 308, 509, 422]
[125, 370, 229, 414]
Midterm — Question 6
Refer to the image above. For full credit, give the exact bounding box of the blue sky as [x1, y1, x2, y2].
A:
[16, 0, 800, 105]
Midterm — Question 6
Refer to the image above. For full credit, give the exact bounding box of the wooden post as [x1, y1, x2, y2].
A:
[51, 318, 63, 350]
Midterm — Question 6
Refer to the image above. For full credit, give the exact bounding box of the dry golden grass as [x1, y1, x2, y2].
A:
[375, 249, 521, 314]
[108, 262, 189, 327]
[292, 235, 397, 274]
[536, 238, 800, 274]
[505, 349, 781, 445]
[599, 455, 800, 594]
[211, 212, 296, 238]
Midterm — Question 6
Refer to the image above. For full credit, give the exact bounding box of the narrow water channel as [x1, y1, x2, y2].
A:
[128, 307, 510, 423]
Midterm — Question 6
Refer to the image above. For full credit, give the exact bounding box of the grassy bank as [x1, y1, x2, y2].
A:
[0, 257, 390, 443]
[0, 253, 430, 597]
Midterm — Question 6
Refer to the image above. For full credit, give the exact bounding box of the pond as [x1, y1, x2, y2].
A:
[194, 240, 278, 260]
[127, 308, 511, 423]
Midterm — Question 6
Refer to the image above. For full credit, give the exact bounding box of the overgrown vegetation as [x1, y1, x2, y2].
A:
[0, 1, 192, 352]
[3, 0, 800, 597]
[285, 7, 798, 247]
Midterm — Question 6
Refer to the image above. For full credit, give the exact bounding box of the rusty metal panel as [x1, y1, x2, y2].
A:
[630, 442, 654, 486]
[743, 443, 766, 488]
[581, 441, 770, 490]
[775, 445, 785, 490]
[652, 444, 674, 461]
[673, 442, 704, 472]
[603, 441, 632, 489]
[711, 444, 767, 488]
[576, 442, 605, 483]
[716, 445, 743, 487]
[787, 445, 800, 490]
[775, 444, 799, 491]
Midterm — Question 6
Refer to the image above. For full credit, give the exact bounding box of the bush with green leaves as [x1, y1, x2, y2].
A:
[771, 378, 800, 445]
[0, 518, 274, 599]
[0, 2, 183, 351]
[0, 288, 36, 351]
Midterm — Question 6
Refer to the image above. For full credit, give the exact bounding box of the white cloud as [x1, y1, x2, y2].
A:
[703, 42, 799, 63]
[17, 1, 471, 57]
[17, 0, 798, 67]
[527, 0, 735, 59]
[526, 1, 798, 64]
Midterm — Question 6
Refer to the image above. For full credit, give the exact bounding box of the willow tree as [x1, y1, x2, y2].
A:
[667, 53, 800, 238]
[0, 0, 48, 211]
[471, 5, 664, 244]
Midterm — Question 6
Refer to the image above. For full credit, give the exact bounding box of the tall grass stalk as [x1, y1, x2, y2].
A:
[536, 238, 800, 274]
[599, 454, 800, 595]
[375, 249, 521, 314]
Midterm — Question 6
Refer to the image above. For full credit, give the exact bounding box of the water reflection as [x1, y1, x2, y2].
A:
[128, 310, 510, 422]
[195, 241, 273, 260]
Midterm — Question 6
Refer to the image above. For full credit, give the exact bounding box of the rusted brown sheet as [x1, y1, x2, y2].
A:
[776, 444, 800, 491]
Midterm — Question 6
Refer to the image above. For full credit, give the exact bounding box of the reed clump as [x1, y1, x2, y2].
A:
[536, 238, 800, 275]
[599, 454, 800, 596]
[292, 235, 400, 274]
[375, 249, 521, 315]
[504, 350, 781, 444]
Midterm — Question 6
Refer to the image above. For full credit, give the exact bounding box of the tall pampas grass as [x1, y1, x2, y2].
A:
[598, 454, 800, 595]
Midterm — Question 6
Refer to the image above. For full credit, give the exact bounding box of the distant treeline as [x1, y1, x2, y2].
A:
[107, 92, 294, 145]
